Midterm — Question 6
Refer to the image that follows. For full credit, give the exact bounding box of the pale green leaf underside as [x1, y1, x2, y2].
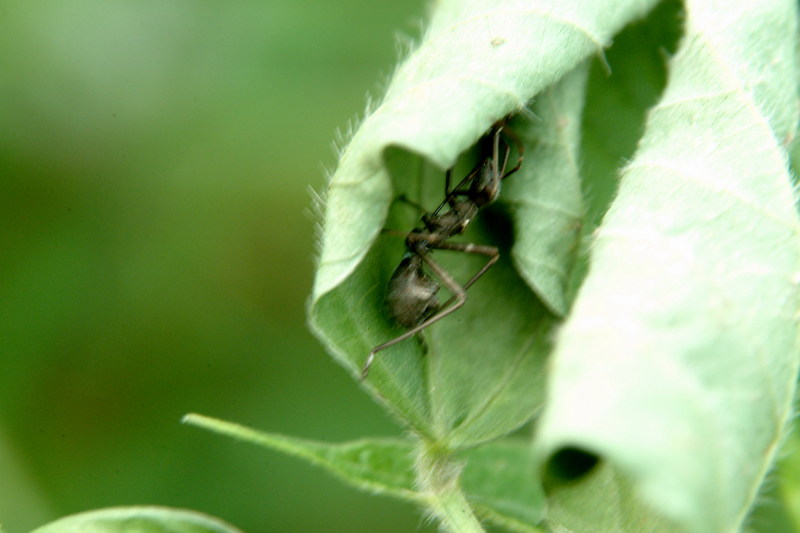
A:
[536, 1, 800, 532]
[183, 414, 545, 532]
[309, 0, 660, 447]
[29, 506, 242, 533]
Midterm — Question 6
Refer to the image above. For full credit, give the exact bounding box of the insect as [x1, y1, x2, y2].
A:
[361, 120, 523, 379]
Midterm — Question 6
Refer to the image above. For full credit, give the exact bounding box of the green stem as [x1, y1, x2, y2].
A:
[429, 486, 485, 533]
[415, 441, 485, 533]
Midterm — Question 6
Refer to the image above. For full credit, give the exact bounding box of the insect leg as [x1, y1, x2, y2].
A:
[498, 125, 523, 179]
[428, 240, 499, 306]
[431, 164, 482, 216]
[405, 232, 499, 292]
[492, 123, 502, 182]
[394, 194, 428, 213]
[361, 239, 500, 379]
[362, 251, 467, 380]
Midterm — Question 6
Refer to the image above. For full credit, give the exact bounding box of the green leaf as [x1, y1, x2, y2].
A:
[309, 0, 662, 446]
[29, 507, 242, 533]
[572, 0, 682, 303]
[183, 414, 545, 532]
[459, 440, 546, 532]
[183, 414, 420, 501]
[504, 63, 588, 316]
[535, 1, 800, 532]
[580, 0, 681, 228]
[744, 468, 798, 533]
[312, 0, 661, 300]
[775, 424, 800, 531]
[420, 64, 589, 447]
[544, 458, 679, 532]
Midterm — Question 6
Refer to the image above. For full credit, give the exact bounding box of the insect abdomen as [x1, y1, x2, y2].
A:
[386, 255, 440, 328]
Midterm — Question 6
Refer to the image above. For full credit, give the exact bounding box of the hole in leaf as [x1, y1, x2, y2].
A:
[546, 446, 599, 482]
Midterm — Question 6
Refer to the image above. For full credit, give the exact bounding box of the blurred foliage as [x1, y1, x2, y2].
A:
[0, 1, 433, 532]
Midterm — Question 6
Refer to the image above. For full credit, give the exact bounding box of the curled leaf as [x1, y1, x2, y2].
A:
[309, 0, 661, 446]
[536, 1, 800, 531]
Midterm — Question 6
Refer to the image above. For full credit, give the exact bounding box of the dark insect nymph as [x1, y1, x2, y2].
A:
[361, 119, 523, 379]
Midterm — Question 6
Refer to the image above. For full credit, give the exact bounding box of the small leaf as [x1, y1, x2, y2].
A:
[536, 1, 800, 532]
[183, 414, 420, 501]
[29, 507, 242, 533]
[310, 0, 662, 446]
[183, 414, 545, 531]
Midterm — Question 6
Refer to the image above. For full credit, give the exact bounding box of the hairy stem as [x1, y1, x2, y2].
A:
[416, 441, 484, 533]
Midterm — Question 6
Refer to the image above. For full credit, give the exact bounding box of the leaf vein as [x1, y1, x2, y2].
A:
[450, 333, 540, 441]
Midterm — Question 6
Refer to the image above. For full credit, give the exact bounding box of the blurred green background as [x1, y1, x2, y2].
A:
[0, 1, 434, 532]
